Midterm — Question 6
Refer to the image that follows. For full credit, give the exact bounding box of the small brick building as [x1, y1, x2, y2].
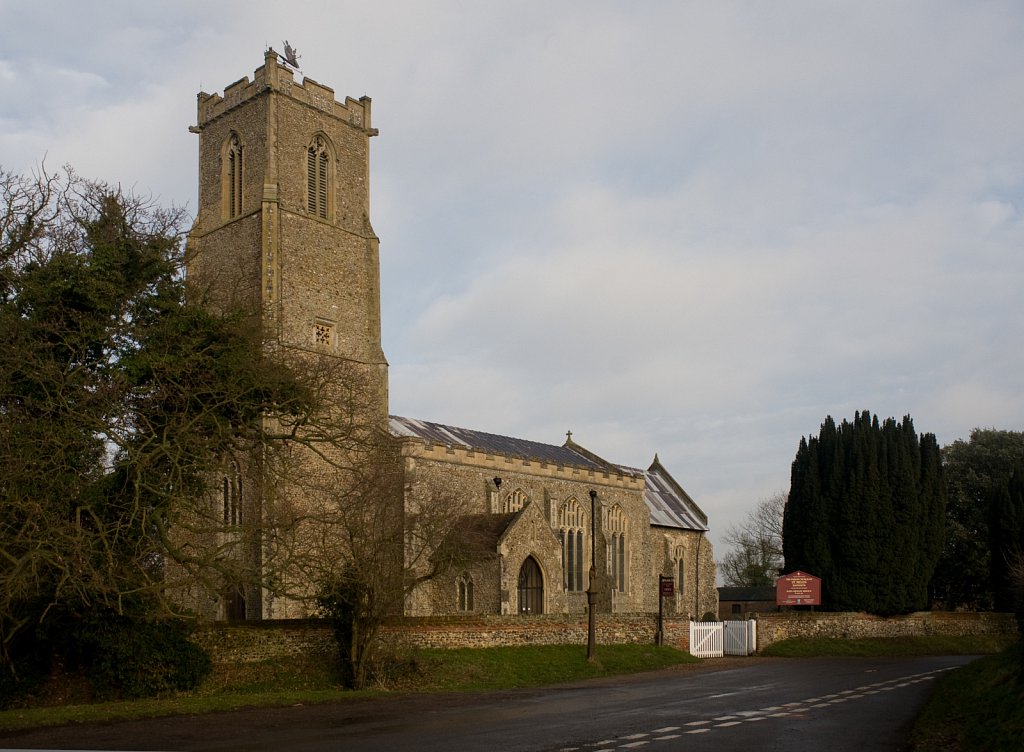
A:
[717, 586, 778, 620]
[185, 50, 717, 623]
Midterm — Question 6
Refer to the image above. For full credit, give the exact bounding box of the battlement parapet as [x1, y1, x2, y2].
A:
[194, 48, 374, 134]
[395, 435, 644, 490]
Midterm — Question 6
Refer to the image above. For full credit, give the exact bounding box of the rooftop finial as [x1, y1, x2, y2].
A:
[566, 430, 573, 443]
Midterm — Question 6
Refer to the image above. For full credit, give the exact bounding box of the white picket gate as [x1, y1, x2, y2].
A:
[689, 620, 757, 658]
[688, 621, 724, 658]
[722, 619, 757, 656]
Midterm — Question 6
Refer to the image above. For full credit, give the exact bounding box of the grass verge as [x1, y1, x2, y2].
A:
[0, 644, 695, 733]
[908, 642, 1024, 751]
[760, 634, 1014, 658]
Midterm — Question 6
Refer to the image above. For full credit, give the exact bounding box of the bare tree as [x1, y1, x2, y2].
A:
[0, 167, 476, 691]
[719, 491, 786, 587]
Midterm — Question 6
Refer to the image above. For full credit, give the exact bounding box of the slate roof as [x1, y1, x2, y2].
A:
[718, 586, 777, 602]
[388, 416, 614, 472]
[389, 415, 709, 532]
[641, 457, 709, 532]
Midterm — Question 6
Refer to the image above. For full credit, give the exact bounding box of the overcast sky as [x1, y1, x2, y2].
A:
[2, 1, 1023, 572]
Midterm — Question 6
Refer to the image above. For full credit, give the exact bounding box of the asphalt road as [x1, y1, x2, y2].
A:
[0, 655, 976, 752]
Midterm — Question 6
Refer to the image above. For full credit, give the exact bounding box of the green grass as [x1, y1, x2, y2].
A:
[760, 634, 1015, 658]
[404, 644, 696, 692]
[0, 644, 695, 732]
[908, 642, 1024, 751]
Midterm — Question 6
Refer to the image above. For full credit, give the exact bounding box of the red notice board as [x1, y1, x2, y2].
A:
[777, 570, 822, 606]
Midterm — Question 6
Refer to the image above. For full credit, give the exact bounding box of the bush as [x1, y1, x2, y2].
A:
[37, 606, 211, 701]
[0, 623, 52, 708]
[79, 612, 212, 699]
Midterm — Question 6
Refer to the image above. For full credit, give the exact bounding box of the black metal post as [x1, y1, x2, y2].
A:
[587, 489, 597, 663]
[657, 575, 666, 645]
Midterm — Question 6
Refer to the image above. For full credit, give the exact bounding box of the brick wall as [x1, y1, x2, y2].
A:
[754, 611, 1018, 651]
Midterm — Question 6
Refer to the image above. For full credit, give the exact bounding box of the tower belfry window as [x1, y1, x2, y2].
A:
[224, 133, 243, 219]
[307, 136, 330, 219]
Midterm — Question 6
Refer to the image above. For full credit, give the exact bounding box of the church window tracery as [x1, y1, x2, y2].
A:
[676, 546, 685, 600]
[606, 504, 627, 591]
[307, 135, 331, 219]
[457, 573, 474, 611]
[502, 489, 528, 514]
[223, 132, 243, 219]
[223, 461, 242, 527]
[314, 318, 335, 347]
[559, 498, 586, 592]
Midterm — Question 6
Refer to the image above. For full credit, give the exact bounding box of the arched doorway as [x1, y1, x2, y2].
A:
[518, 556, 544, 615]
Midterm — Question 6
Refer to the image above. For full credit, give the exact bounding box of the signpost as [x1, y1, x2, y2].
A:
[776, 570, 822, 607]
[657, 575, 674, 645]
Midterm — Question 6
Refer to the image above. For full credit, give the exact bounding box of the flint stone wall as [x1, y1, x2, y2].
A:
[754, 610, 1018, 651]
[194, 614, 692, 664]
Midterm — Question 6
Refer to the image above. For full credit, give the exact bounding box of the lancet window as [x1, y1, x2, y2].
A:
[223, 461, 242, 527]
[223, 132, 243, 219]
[457, 574, 474, 611]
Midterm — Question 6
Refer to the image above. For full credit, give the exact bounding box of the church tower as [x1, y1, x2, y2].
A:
[185, 51, 389, 619]
[187, 49, 387, 425]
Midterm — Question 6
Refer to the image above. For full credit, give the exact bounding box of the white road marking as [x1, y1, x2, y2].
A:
[602, 666, 957, 747]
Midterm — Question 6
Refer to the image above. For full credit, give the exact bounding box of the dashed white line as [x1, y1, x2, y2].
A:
[580, 667, 955, 748]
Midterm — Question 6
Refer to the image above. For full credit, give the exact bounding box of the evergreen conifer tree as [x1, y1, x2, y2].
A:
[782, 411, 945, 614]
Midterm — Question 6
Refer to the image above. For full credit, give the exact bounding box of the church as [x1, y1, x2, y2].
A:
[185, 49, 717, 623]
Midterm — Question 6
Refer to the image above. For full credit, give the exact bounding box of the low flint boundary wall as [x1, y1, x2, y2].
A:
[754, 611, 1018, 651]
[193, 614, 692, 664]
[193, 611, 1018, 664]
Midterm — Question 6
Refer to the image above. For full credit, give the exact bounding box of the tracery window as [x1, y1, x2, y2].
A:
[676, 547, 685, 600]
[307, 135, 331, 219]
[457, 574, 474, 611]
[223, 461, 242, 527]
[559, 498, 586, 592]
[314, 319, 335, 347]
[502, 489, 528, 514]
[606, 504, 627, 592]
[223, 132, 243, 219]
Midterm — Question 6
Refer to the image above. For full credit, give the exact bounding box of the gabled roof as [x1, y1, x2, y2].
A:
[389, 415, 708, 532]
[639, 455, 709, 532]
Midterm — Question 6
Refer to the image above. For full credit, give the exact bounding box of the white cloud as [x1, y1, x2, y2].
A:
[3, 0, 1024, 572]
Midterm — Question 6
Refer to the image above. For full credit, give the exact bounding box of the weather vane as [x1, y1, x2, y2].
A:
[280, 40, 301, 70]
